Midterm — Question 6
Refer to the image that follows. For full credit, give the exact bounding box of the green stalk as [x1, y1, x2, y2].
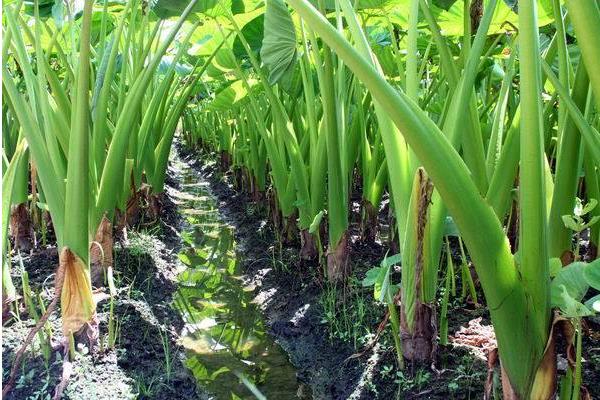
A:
[2, 140, 27, 301]
[406, 0, 420, 101]
[286, 0, 546, 394]
[541, 61, 600, 164]
[518, 0, 551, 349]
[64, 0, 93, 256]
[94, 0, 199, 227]
[548, 62, 588, 259]
[565, 0, 600, 111]
[552, 0, 569, 135]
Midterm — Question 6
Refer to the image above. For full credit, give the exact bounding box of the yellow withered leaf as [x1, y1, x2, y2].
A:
[59, 247, 95, 336]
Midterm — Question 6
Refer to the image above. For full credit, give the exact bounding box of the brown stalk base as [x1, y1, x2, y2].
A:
[282, 213, 299, 245]
[147, 192, 163, 221]
[10, 203, 34, 251]
[233, 167, 247, 193]
[326, 232, 350, 283]
[400, 301, 437, 362]
[251, 176, 264, 203]
[267, 189, 282, 236]
[90, 216, 114, 288]
[219, 151, 231, 172]
[361, 200, 378, 244]
[388, 212, 400, 255]
[299, 229, 318, 261]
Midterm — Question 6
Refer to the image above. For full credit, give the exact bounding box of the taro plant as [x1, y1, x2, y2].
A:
[179, 2, 600, 391]
[279, 0, 600, 397]
[2, 0, 205, 357]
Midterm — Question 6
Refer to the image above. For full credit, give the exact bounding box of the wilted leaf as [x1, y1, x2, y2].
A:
[60, 248, 95, 336]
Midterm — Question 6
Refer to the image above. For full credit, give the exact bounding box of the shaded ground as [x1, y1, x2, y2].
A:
[176, 144, 494, 400]
[3, 142, 599, 399]
[177, 141, 600, 399]
[2, 181, 206, 400]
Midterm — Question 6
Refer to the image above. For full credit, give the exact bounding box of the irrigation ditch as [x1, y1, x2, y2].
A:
[0, 143, 532, 400]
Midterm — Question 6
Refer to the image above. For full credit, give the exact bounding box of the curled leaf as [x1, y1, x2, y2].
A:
[60, 248, 95, 336]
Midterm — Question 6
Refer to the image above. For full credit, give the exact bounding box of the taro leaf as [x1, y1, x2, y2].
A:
[551, 262, 589, 305]
[157, 56, 193, 76]
[580, 198, 598, 216]
[232, 0, 245, 14]
[277, 58, 303, 94]
[562, 215, 583, 232]
[486, 61, 505, 84]
[378, 263, 391, 302]
[208, 79, 258, 111]
[362, 266, 383, 287]
[308, 210, 324, 234]
[380, 253, 402, 268]
[51, 0, 64, 28]
[377, 253, 401, 302]
[584, 259, 600, 290]
[261, 0, 297, 85]
[231, 0, 263, 14]
[24, 0, 55, 18]
[554, 285, 592, 318]
[585, 294, 600, 313]
[429, 0, 555, 37]
[151, 0, 231, 19]
[362, 263, 395, 302]
[432, 0, 458, 10]
[213, 48, 238, 72]
[233, 14, 265, 58]
[367, 25, 391, 47]
[309, 0, 398, 9]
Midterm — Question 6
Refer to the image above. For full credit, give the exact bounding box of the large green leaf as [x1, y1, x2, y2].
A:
[555, 285, 592, 318]
[584, 259, 600, 290]
[151, 0, 231, 19]
[208, 79, 258, 111]
[402, 0, 556, 36]
[261, 0, 297, 84]
[551, 262, 589, 305]
[585, 294, 600, 313]
[233, 14, 264, 57]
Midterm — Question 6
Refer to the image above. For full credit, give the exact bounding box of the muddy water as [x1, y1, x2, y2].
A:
[169, 159, 304, 399]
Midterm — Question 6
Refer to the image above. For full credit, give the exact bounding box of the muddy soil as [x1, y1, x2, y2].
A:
[177, 142, 600, 400]
[2, 181, 207, 400]
[3, 141, 599, 399]
[176, 144, 495, 400]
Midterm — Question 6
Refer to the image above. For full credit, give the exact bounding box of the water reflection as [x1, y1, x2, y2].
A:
[171, 164, 303, 399]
